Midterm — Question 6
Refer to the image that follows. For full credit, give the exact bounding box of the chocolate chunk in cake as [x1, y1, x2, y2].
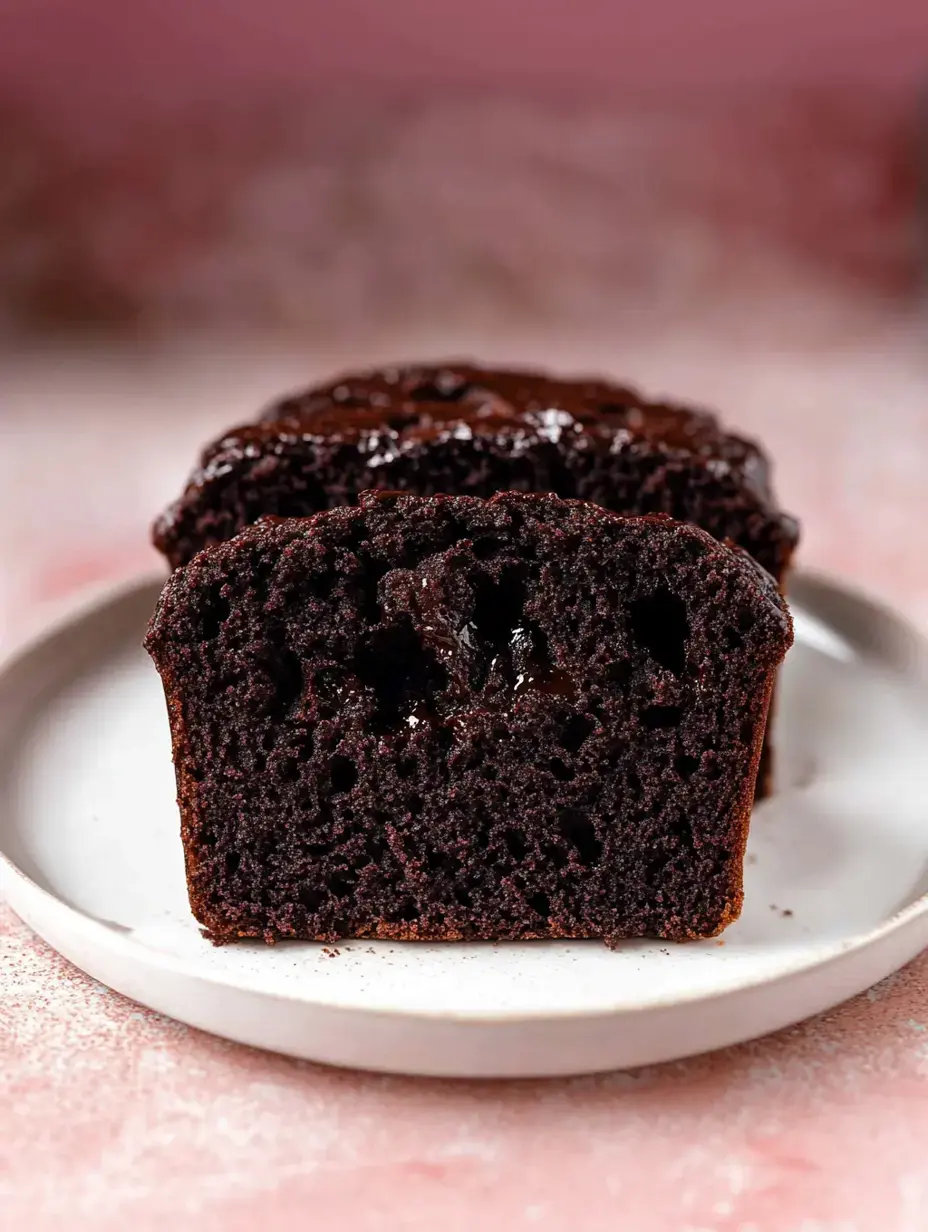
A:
[145, 491, 793, 944]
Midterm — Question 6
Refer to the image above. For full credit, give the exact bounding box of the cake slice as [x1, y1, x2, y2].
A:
[145, 491, 793, 944]
[154, 363, 798, 584]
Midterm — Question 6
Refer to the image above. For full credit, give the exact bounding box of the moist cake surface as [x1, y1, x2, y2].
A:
[146, 491, 793, 945]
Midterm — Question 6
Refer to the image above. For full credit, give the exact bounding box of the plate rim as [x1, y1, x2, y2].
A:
[2, 567, 928, 1026]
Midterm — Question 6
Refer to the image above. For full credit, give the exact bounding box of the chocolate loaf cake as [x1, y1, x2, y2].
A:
[154, 363, 799, 583]
[153, 362, 797, 794]
[145, 491, 793, 944]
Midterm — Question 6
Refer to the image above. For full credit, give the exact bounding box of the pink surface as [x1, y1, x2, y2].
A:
[4, 901, 928, 1232]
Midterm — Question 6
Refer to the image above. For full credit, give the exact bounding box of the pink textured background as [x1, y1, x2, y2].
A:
[3, 0, 928, 107]
[3, 81, 928, 1230]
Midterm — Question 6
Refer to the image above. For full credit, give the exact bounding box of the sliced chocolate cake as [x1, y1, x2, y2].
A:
[154, 363, 798, 583]
[145, 491, 793, 945]
[153, 361, 798, 795]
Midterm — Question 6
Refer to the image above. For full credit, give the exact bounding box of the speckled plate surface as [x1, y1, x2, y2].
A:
[2, 571, 928, 1077]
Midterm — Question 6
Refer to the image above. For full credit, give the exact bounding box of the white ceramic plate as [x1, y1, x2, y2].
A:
[2, 572, 928, 1077]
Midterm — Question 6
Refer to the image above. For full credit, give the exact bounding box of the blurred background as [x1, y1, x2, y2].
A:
[1, 0, 927, 643]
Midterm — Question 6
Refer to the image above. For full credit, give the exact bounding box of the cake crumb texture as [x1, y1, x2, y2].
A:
[145, 491, 792, 944]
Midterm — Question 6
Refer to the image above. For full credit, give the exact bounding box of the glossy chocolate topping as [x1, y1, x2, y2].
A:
[159, 360, 797, 573]
[205, 361, 762, 473]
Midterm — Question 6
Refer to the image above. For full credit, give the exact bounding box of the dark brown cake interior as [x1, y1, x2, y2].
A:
[146, 492, 792, 944]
